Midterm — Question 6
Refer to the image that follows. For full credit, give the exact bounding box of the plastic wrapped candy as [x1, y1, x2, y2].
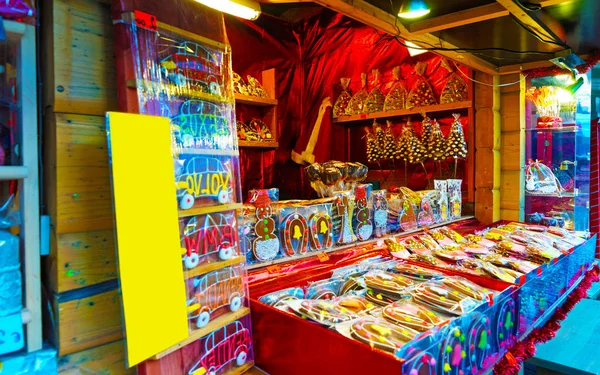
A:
[305, 163, 325, 197]
[365, 129, 382, 163]
[333, 78, 352, 118]
[407, 62, 437, 108]
[382, 300, 449, 332]
[346, 73, 369, 115]
[249, 118, 273, 141]
[411, 281, 481, 316]
[246, 75, 269, 98]
[445, 114, 468, 159]
[391, 263, 441, 281]
[344, 317, 419, 354]
[384, 66, 408, 111]
[333, 190, 357, 244]
[372, 190, 388, 238]
[429, 119, 447, 162]
[232, 72, 249, 95]
[373, 121, 387, 159]
[396, 120, 414, 163]
[440, 58, 469, 104]
[525, 160, 563, 195]
[382, 121, 398, 160]
[364, 270, 414, 299]
[364, 69, 385, 114]
[354, 185, 373, 241]
[288, 296, 373, 326]
[259, 287, 305, 311]
[404, 124, 427, 165]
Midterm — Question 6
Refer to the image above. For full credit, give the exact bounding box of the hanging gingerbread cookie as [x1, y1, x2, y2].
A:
[249, 190, 280, 262]
[407, 61, 437, 108]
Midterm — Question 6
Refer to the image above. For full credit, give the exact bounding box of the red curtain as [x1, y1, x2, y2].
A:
[226, 9, 470, 199]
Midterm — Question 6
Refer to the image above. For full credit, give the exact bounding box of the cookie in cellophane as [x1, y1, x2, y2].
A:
[364, 69, 385, 113]
[333, 77, 352, 118]
[384, 66, 408, 111]
[346, 72, 369, 115]
[407, 61, 437, 108]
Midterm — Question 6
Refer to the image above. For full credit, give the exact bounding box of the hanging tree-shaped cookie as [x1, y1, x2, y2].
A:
[407, 62, 437, 108]
[383, 121, 398, 160]
[333, 77, 352, 118]
[420, 113, 433, 148]
[364, 69, 385, 113]
[373, 121, 387, 159]
[405, 119, 430, 186]
[365, 128, 381, 163]
[429, 119, 447, 176]
[440, 58, 469, 104]
[446, 113, 468, 178]
[384, 66, 408, 111]
[346, 73, 369, 115]
[396, 119, 415, 185]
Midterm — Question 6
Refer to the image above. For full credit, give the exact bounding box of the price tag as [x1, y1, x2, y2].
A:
[536, 267, 543, 276]
[133, 10, 158, 31]
[266, 264, 281, 274]
[317, 252, 330, 262]
[486, 293, 494, 306]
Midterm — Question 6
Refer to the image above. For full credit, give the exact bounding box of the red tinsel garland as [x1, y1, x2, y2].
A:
[523, 49, 600, 79]
[493, 264, 600, 375]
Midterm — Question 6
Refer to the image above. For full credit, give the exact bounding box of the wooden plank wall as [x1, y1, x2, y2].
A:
[41, 0, 131, 372]
[499, 73, 525, 221]
[474, 72, 501, 224]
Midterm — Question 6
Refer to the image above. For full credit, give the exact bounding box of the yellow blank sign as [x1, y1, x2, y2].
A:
[106, 112, 188, 366]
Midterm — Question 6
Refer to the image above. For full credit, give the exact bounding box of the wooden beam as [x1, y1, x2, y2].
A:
[410, 3, 508, 34]
[313, 0, 499, 75]
[498, 52, 590, 75]
[495, 0, 566, 45]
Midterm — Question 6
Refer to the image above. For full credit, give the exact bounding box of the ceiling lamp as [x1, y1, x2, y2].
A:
[398, 0, 431, 19]
[405, 41, 427, 57]
[194, 0, 261, 20]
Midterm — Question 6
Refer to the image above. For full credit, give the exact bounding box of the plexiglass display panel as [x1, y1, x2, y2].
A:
[525, 73, 591, 231]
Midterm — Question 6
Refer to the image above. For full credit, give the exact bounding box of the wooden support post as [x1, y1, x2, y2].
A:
[474, 73, 501, 224]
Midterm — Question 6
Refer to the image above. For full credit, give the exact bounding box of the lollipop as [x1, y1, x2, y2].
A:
[306, 163, 326, 197]
[322, 166, 342, 197]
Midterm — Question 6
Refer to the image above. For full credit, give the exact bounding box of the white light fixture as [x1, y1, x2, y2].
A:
[195, 0, 261, 21]
[398, 0, 431, 19]
[405, 41, 426, 57]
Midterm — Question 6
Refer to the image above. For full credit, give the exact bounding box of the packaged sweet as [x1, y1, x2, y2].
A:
[344, 317, 419, 354]
[354, 185, 373, 241]
[432, 248, 469, 263]
[333, 78, 352, 118]
[333, 190, 357, 244]
[385, 238, 410, 258]
[481, 263, 522, 283]
[447, 179, 463, 219]
[259, 287, 305, 310]
[288, 298, 366, 326]
[434, 180, 449, 221]
[418, 234, 444, 252]
[372, 190, 389, 238]
[441, 276, 489, 301]
[383, 300, 448, 333]
[384, 66, 408, 111]
[364, 69, 385, 113]
[364, 270, 414, 299]
[346, 73, 369, 115]
[232, 72, 248, 95]
[525, 160, 563, 195]
[439, 227, 465, 243]
[401, 236, 426, 252]
[391, 263, 441, 281]
[429, 228, 457, 247]
[412, 282, 480, 316]
[407, 62, 437, 108]
[440, 58, 469, 104]
[306, 277, 345, 300]
[365, 288, 397, 306]
[246, 75, 269, 98]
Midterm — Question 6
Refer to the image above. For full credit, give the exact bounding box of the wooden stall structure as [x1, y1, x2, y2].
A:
[40, 0, 134, 372]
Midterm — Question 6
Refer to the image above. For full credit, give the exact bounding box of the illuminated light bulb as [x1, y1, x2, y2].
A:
[398, 0, 431, 19]
[405, 41, 427, 57]
[194, 0, 261, 21]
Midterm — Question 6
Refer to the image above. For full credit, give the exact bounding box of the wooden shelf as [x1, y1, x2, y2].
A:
[333, 101, 472, 124]
[178, 203, 243, 218]
[151, 307, 251, 360]
[235, 93, 277, 106]
[184, 255, 246, 279]
[238, 140, 279, 149]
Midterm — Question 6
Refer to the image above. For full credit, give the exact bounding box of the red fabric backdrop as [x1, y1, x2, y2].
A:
[226, 9, 471, 200]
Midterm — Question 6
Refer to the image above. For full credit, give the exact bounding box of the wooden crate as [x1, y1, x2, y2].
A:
[41, 0, 118, 116]
[44, 113, 114, 235]
[58, 340, 136, 375]
[47, 229, 117, 293]
[51, 283, 124, 356]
